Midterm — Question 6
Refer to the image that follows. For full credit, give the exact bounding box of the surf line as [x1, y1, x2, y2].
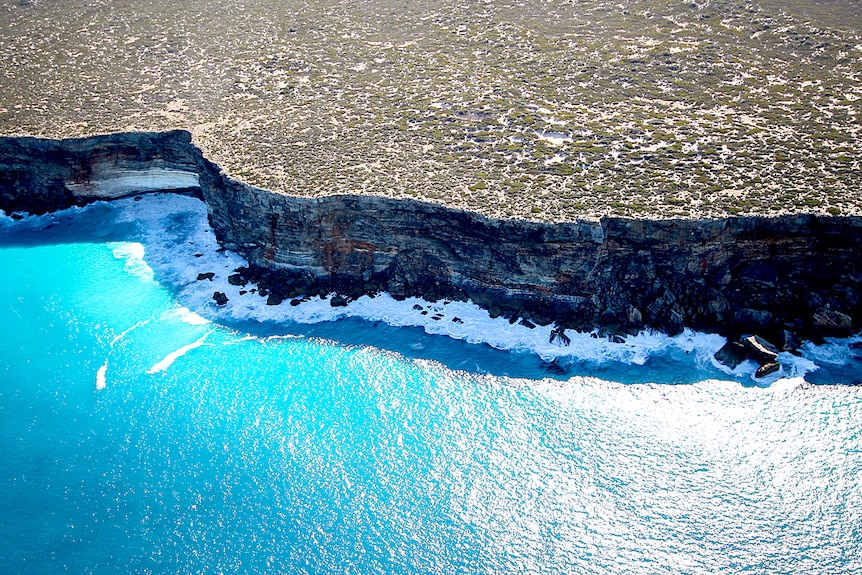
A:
[147, 330, 214, 374]
[111, 319, 152, 347]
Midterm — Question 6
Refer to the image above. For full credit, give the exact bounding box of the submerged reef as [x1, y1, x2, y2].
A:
[1, 130, 859, 349]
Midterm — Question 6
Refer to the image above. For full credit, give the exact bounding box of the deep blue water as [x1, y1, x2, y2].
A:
[1, 196, 861, 574]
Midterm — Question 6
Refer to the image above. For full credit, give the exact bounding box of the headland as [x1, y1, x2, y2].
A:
[1, 0, 860, 370]
[1, 130, 859, 362]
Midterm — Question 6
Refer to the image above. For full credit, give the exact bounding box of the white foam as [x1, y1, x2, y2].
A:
[146, 330, 212, 374]
[100, 193, 856, 381]
[95, 362, 107, 390]
[111, 194, 247, 294]
[0, 207, 68, 230]
[799, 336, 862, 366]
[161, 307, 211, 326]
[109, 241, 154, 282]
[708, 344, 824, 384]
[768, 376, 807, 392]
[97, 195, 734, 369]
[188, 280, 730, 368]
[111, 319, 152, 346]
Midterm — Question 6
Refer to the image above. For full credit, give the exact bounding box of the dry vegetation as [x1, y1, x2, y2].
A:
[1, 0, 860, 220]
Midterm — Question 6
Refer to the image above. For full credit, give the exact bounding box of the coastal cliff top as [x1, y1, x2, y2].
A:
[1, 0, 860, 221]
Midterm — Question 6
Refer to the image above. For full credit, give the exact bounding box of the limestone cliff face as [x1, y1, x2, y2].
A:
[208, 183, 862, 341]
[0, 130, 202, 214]
[2, 131, 860, 342]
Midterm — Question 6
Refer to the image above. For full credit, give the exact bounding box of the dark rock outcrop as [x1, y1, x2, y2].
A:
[713, 334, 787, 378]
[2, 130, 861, 345]
[550, 328, 571, 347]
[714, 341, 749, 369]
[0, 130, 202, 214]
[227, 273, 248, 286]
[266, 293, 283, 306]
[213, 188, 862, 344]
[755, 362, 781, 379]
[742, 335, 780, 365]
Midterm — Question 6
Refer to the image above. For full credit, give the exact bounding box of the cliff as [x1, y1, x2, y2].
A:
[0, 131, 203, 214]
[2, 131, 860, 346]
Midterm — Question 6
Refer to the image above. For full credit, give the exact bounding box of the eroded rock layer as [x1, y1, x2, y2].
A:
[0, 130, 202, 213]
[2, 130, 859, 343]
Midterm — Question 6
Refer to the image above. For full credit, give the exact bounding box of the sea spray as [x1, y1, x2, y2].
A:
[4, 193, 859, 383]
[146, 330, 214, 374]
[95, 361, 108, 390]
[110, 193, 849, 383]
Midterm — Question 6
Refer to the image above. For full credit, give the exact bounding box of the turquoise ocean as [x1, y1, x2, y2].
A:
[1, 194, 860, 574]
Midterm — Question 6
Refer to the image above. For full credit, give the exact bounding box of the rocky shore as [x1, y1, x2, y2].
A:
[2, 131, 860, 367]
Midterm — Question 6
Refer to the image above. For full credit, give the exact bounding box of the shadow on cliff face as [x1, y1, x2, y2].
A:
[3, 189, 859, 385]
[2, 131, 861, 376]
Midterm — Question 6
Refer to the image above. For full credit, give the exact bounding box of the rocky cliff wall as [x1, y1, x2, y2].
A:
[0, 130, 203, 214]
[2, 130, 860, 345]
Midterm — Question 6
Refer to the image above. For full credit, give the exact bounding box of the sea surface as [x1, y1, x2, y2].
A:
[1, 194, 861, 574]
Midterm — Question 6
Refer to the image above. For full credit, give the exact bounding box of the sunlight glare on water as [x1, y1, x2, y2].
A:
[0, 197, 860, 574]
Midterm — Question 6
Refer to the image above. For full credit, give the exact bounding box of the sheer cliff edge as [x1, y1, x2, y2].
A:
[2, 130, 859, 346]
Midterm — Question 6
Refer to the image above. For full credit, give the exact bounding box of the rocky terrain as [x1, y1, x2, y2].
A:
[0, 131, 202, 213]
[1, 0, 860, 221]
[1, 1, 860, 370]
[2, 130, 859, 356]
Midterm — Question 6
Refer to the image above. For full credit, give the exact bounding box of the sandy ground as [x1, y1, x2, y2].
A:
[1, 0, 860, 221]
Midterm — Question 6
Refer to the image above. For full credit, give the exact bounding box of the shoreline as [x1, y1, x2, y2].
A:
[2, 191, 859, 384]
[1, 130, 860, 364]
